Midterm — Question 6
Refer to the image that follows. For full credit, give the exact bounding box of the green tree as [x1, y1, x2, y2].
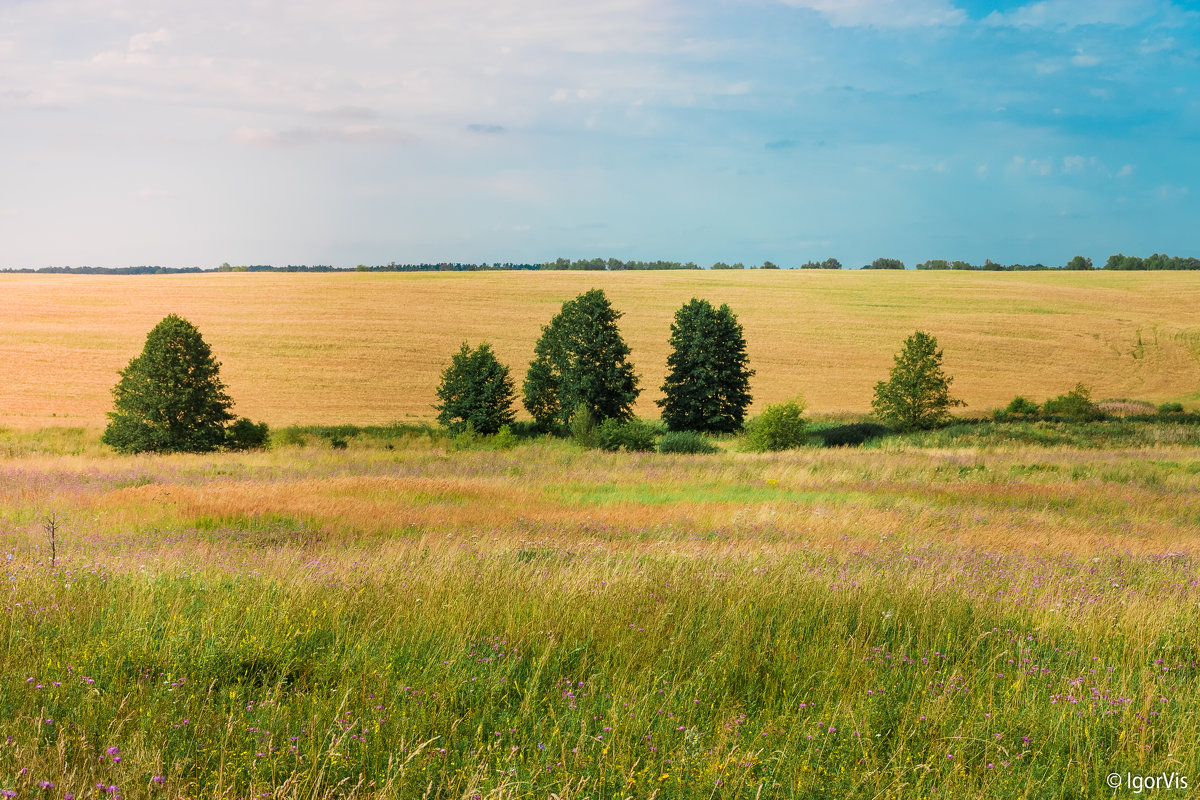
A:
[871, 331, 964, 431]
[657, 298, 754, 433]
[434, 342, 516, 434]
[523, 289, 640, 428]
[102, 314, 236, 453]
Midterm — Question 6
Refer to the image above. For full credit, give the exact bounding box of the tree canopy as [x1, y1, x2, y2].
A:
[871, 330, 964, 431]
[102, 314, 236, 453]
[657, 298, 754, 433]
[434, 342, 516, 434]
[523, 289, 640, 428]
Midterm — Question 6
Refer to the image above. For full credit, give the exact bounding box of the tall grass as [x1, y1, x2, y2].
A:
[1, 435, 1198, 797]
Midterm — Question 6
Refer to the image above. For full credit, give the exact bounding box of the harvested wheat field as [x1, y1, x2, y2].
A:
[2, 270, 1199, 428]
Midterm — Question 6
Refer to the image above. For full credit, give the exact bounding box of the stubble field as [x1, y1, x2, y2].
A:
[1, 271, 1199, 799]
[1, 270, 1198, 428]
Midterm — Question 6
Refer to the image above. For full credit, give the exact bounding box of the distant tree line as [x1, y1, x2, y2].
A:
[8, 252, 1200, 274]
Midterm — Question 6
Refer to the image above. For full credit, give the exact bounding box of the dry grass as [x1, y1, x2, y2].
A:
[2, 270, 1199, 428]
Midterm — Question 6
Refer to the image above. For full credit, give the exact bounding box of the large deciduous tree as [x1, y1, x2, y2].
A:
[102, 314, 236, 453]
[657, 298, 754, 433]
[523, 289, 640, 428]
[871, 330, 964, 431]
[434, 342, 516, 434]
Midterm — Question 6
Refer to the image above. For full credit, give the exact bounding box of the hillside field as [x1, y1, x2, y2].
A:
[2, 270, 1199, 428]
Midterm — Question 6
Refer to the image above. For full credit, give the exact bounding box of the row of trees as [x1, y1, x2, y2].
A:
[435, 290, 755, 437]
[435, 290, 966, 442]
[97, 306, 957, 456]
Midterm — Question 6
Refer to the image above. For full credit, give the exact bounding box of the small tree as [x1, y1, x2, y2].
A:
[434, 342, 516, 434]
[1042, 383, 1104, 421]
[523, 289, 640, 428]
[743, 397, 807, 452]
[658, 298, 754, 433]
[872, 331, 964, 431]
[102, 314, 236, 453]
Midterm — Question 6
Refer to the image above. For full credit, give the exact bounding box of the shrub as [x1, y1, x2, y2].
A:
[997, 396, 1040, 419]
[816, 422, 889, 447]
[871, 331, 964, 431]
[435, 342, 516, 435]
[596, 418, 658, 452]
[743, 398, 807, 452]
[569, 403, 597, 448]
[450, 421, 479, 451]
[658, 298, 754, 433]
[225, 418, 270, 451]
[271, 427, 307, 448]
[1159, 402, 1185, 414]
[491, 424, 519, 450]
[657, 431, 719, 454]
[102, 314, 236, 453]
[1042, 383, 1105, 421]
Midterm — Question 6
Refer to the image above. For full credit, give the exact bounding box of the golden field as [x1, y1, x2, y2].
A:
[2, 270, 1198, 428]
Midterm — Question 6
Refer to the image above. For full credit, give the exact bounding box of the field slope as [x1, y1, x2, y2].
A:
[2, 271, 1198, 427]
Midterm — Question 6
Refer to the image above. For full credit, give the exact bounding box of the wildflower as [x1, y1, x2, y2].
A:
[150, 777, 165, 786]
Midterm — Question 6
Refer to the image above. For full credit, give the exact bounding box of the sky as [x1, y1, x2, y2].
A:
[1, 0, 1198, 269]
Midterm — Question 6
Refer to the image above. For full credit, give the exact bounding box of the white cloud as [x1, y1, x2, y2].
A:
[984, 0, 1164, 29]
[1139, 36, 1176, 54]
[1062, 155, 1098, 174]
[229, 125, 418, 147]
[778, 0, 965, 28]
[1009, 155, 1054, 176]
[128, 29, 171, 53]
[1116, 164, 1135, 177]
[1071, 49, 1101, 66]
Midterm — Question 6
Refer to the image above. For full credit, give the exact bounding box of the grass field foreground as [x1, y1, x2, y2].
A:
[1, 432, 1198, 798]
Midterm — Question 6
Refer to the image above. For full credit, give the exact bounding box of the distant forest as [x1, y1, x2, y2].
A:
[5, 253, 1199, 274]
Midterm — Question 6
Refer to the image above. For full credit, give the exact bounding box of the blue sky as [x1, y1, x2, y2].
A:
[1, 0, 1197, 268]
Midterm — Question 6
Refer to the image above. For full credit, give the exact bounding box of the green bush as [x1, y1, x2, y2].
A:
[1001, 396, 1040, 417]
[569, 403, 597, 448]
[657, 431, 719, 454]
[596, 418, 658, 452]
[225, 418, 270, 451]
[816, 422, 889, 447]
[1159, 402, 1185, 414]
[1042, 383, 1105, 421]
[743, 398, 807, 452]
[450, 421, 479, 451]
[491, 424, 519, 450]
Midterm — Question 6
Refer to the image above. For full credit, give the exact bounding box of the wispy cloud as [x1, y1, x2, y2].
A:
[984, 0, 1167, 29]
[229, 125, 417, 147]
[777, 0, 965, 28]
